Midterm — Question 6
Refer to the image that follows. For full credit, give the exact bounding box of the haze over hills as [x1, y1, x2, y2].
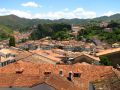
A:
[0, 13, 120, 31]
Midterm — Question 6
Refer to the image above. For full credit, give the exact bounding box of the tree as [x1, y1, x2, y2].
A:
[108, 20, 119, 28]
[30, 23, 71, 40]
[9, 36, 15, 47]
[53, 31, 70, 40]
[99, 56, 112, 66]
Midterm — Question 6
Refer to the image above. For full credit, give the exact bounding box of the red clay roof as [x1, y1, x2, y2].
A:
[96, 48, 120, 56]
[0, 60, 117, 90]
[30, 50, 64, 62]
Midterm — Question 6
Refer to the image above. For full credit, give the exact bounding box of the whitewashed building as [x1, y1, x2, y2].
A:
[0, 49, 16, 67]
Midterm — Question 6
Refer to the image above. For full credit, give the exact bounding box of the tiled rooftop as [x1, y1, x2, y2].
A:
[0, 49, 16, 54]
[30, 50, 64, 62]
[92, 70, 120, 90]
[0, 60, 118, 90]
[96, 48, 120, 56]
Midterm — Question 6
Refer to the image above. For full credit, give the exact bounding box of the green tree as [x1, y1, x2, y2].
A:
[53, 31, 70, 40]
[9, 36, 15, 47]
[108, 20, 119, 28]
[30, 23, 71, 40]
[99, 56, 112, 66]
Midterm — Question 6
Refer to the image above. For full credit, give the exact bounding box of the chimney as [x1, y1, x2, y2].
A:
[0, 56, 1, 62]
[93, 48, 96, 56]
[44, 72, 51, 77]
[15, 62, 24, 74]
[15, 68, 24, 74]
[67, 71, 72, 81]
[59, 69, 63, 76]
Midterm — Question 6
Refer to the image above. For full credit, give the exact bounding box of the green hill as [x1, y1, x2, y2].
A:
[0, 14, 120, 42]
[0, 15, 32, 31]
[0, 24, 13, 40]
[0, 14, 120, 32]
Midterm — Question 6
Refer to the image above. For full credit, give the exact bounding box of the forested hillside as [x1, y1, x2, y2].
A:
[0, 24, 13, 40]
[0, 14, 120, 32]
[77, 21, 120, 44]
[1, 14, 120, 42]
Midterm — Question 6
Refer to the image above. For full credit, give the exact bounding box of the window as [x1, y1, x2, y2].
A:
[73, 73, 81, 77]
[6, 54, 8, 58]
[11, 54, 15, 57]
[16, 68, 24, 74]
[1, 63, 4, 67]
[6, 61, 9, 64]
[4, 61, 7, 65]
[10, 59, 15, 63]
[16, 70, 23, 74]
[7, 60, 11, 64]
[44, 72, 51, 76]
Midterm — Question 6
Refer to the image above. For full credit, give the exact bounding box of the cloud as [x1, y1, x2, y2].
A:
[64, 8, 69, 11]
[33, 8, 97, 19]
[0, 8, 96, 19]
[0, 8, 32, 18]
[103, 11, 116, 16]
[0, 7, 120, 20]
[21, 1, 41, 8]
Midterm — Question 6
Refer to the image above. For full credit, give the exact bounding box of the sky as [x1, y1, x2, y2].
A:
[0, 0, 120, 19]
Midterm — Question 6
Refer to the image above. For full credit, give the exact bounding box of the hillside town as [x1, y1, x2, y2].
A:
[0, 0, 120, 90]
[0, 23, 120, 90]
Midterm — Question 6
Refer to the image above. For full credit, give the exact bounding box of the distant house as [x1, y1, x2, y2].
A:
[92, 69, 120, 90]
[18, 43, 37, 50]
[0, 49, 16, 67]
[38, 44, 54, 50]
[72, 26, 80, 33]
[96, 48, 120, 68]
[0, 40, 9, 49]
[100, 22, 108, 28]
[27, 43, 37, 50]
[62, 45, 75, 51]
[112, 43, 120, 48]
[30, 50, 64, 64]
[104, 28, 113, 33]
[71, 25, 85, 39]
[92, 37, 102, 46]
[73, 53, 100, 65]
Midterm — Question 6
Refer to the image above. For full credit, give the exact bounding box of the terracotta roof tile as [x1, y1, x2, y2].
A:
[0, 60, 117, 90]
[96, 48, 120, 56]
[30, 50, 64, 62]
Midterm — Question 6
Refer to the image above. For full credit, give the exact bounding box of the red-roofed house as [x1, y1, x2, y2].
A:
[0, 60, 119, 90]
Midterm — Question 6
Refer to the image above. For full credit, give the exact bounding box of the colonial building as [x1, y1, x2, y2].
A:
[96, 48, 120, 68]
[73, 53, 100, 65]
[0, 49, 16, 67]
[0, 60, 119, 90]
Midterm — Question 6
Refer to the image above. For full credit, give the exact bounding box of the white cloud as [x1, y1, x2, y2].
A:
[103, 11, 116, 16]
[0, 8, 32, 18]
[0, 8, 96, 19]
[10, 10, 32, 18]
[0, 8, 7, 12]
[33, 8, 96, 19]
[21, 1, 41, 8]
[64, 8, 69, 11]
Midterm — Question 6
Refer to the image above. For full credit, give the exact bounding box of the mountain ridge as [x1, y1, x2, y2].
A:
[0, 13, 120, 31]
